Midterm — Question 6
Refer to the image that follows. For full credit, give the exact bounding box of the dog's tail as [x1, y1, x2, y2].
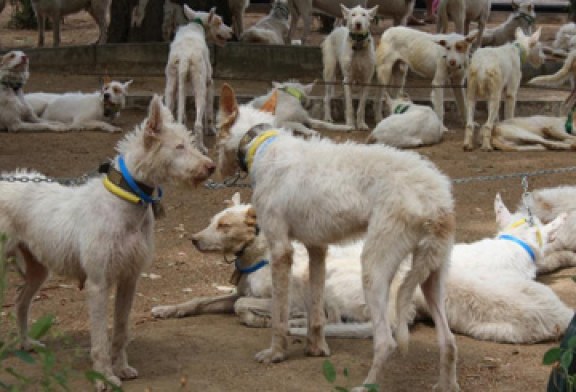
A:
[308, 118, 354, 132]
[290, 323, 373, 339]
[529, 50, 576, 86]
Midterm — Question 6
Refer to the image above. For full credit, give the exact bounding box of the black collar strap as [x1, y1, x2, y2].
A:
[1, 80, 23, 91]
[98, 162, 155, 199]
[236, 123, 274, 173]
[103, 101, 121, 118]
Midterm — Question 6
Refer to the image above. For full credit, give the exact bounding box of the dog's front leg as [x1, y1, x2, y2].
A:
[356, 84, 371, 132]
[450, 74, 468, 126]
[305, 245, 330, 357]
[431, 69, 446, 125]
[204, 78, 217, 136]
[255, 241, 293, 364]
[85, 279, 122, 390]
[343, 77, 355, 129]
[111, 276, 139, 381]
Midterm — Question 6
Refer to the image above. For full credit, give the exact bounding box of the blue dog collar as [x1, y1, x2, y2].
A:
[498, 234, 536, 263]
[118, 155, 162, 205]
[235, 258, 269, 274]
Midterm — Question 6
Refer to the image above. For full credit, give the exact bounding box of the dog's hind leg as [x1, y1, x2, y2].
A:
[305, 245, 330, 357]
[51, 12, 62, 47]
[322, 44, 337, 123]
[85, 279, 122, 389]
[164, 65, 178, 115]
[37, 14, 46, 47]
[111, 275, 140, 381]
[191, 68, 208, 154]
[152, 293, 239, 319]
[538, 251, 576, 274]
[16, 244, 49, 351]
[204, 78, 216, 136]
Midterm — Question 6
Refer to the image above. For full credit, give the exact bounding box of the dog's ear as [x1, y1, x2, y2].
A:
[494, 193, 512, 228]
[464, 31, 478, 45]
[183, 4, 196, 21]
[304, 80, 316, 94]
[529, 27, 542, 47]
[260, 89, 277, 114]
[542, 212, 568, 244]
[218, 84, 239, 138]
[232, 192, 241, 205]
[144, 95, 164, 147]
[515, 26, 526, 41]
[272, 81, 281, 89]
[511, 0, 519, 11]
[368, 5, 379, 20]
[208, 7, 216, 23]
[123, 80, 133, 90]
[340, 4, 350, 19]
[244, 207, 257, 227]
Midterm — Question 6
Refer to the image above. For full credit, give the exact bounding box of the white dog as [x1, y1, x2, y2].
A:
[241, 0, 289, 45]
[164, 5, 233, 154]
[25, 79, 132, 133]
[229, 0, 250, 38]
[480, 0, 536, 47]
[0, 51, 66, 133]
[464, 27, 544, 151]
[216, 83, 459, 391]
[374, 27, 476, 125]
[436, 0, 491, 49]
[367, 94, 447, 147]
[31, 0, 111, 47]
[490, 115, 576, 151]
[323, 5, 378, 131]
[250, 80, 353, 134]
[153, 192, 572, 345]
[529, 49, 576, 90]
[1, 96, 215, 391]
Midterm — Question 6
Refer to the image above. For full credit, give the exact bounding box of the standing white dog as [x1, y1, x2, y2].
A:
[436, 0, 491, 49]
[240, 0, 290, 45]
[367, 94, 447, 147]
[322, 4, 378, 131]
[464, 27, 544, 151]
[0, 51, 66, 133]
[164, 5, 233, 153]
[1, 96, 215, 391]
[216, 83, 459, 391]
[26, 79, 132, 133]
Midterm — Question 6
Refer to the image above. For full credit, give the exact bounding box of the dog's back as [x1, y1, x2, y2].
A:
[41, 92, 103, 122]
[241, 0, 290, 44]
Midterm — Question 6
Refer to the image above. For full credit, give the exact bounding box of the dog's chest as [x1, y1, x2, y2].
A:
[341, 49, 375, 81]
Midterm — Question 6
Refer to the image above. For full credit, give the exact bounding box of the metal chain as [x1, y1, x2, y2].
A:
[521, 176, 535, 226]
[0, 170, 101, 187]
[204, 172, 251, 190]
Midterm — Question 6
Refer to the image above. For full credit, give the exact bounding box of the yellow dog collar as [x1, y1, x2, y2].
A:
[103, 176, 142, 204]
[507, 218, 543, 247]
[245, 130, 279, 172]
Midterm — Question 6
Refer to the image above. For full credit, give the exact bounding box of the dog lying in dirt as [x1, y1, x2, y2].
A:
[250, 80, 353, 135]
[153, 192, 572, 344]
[490, 115, 576, 151]
[0, 51, 67, 133]
[479, 0, 536, 47]
[1, 96, 215, 391]
[241, 0, 289, 45]
[25, 78, 132, 133]
[367, 94, 447, 147]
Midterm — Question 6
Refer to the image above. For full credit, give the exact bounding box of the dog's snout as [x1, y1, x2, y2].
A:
[205, 161, 216, 175]
[190, 236, 200, 249]
[449, 59, 456, 67]
[103, 93, 111, 100]
[355, 22, 362, 30]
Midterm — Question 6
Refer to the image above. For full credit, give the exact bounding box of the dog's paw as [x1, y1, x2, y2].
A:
[151, 305, 177, 319]
[305, 340, 330, 357]
[480, 144, 494, 152]
[108, 126, 122, 133]
[254, 347, 286, 364]
[94, 375, 122, 392]
[462, 143, 474, 151]
[433, 381, 461, 392]
[357, 122, 370, 132]
[114, 364, 139, 380]
[20, 338, 45, 351]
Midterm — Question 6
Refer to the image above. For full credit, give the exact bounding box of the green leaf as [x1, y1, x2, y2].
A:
[562, 350, 574, 371]
[334, 387, 348, 392]
[569, 336, 576, 349]
[364, 384, 380, 392]
[28, 315, 54, 340]
[5, 367, 30, 383]
[543, 347, 563, 365]
[323, 360, 337, 383]
[343, 367, 349, 378]
[13, 350, 35, 364]
[42, 350, 55, 371]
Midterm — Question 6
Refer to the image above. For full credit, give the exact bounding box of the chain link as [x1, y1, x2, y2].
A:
[451, 166, 576, 185]
[0, 170, 100, 187]
[203, 172, 251, 190]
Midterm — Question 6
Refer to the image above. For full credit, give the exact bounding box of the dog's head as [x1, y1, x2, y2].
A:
[511, 0, 536, 35]
[383, 92, 412, 113]
[272, 80, 315, 110]
[183, 5, 233, 46]
[116, 95, 215, 186]
[190, 192, 258, 256]
[515, 26, 544, 68]
[0, 51, 30, 87]
[341, 4, 378, 35]
[101, 79, 132, 110]
[494, 193, 567, 254]
[216, 83, 277, 178]
[435, 32, 476, 73]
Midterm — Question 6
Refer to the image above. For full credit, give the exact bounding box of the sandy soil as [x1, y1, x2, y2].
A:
[1, 4, 576, 392]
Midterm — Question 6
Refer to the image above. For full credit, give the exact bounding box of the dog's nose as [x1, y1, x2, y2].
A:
[205, 161, 216, 175]
[449, 59, 456, 67]
[356, 22, 362, 30]
[190, 236, 201, 250]
[103, 93, 111, 100]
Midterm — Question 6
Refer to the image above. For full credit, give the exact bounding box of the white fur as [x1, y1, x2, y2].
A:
[31, 0, 111, 47]
[480, 0, 536, 47]
[2, 96, 215, 391]
[374, 27, 476, 125]
[26, 80, 132, 133]
[164, 6, 233, 154]
[529, 49, 576, 90]
[215, 84, 459, 391]
[367, 94, 447, 147]
[436, 0, 491, 49]
[241, 0, 289, 45]
[491, 115, 576, 151]
[464, 27, 544, 151]
[554, 23, 576, 53]
[322, 5, 378, 131]
[0, 51, 68, 133]
[229, 0, 250, 38]
[288, 0, 415, 44]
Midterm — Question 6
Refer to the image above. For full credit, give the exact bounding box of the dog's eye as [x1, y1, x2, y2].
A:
[113, 87, 121, 94]
[217, 222, 231, 230]
[176, 143, 185, 150]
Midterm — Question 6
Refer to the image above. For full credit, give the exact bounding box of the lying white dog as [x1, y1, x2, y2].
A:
[367, 94, 447, 147]
[241, 0, 289, 45]
[153, 192, 572, 344]
[491, 115, 576, 151]
[25, 79, 132, 133]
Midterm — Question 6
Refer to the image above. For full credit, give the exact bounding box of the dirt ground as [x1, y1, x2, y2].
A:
[1, 4, 576, 392]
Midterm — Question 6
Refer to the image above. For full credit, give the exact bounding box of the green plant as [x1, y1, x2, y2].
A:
[544, 335, 576, 392]
[322, 359, 379, 392]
